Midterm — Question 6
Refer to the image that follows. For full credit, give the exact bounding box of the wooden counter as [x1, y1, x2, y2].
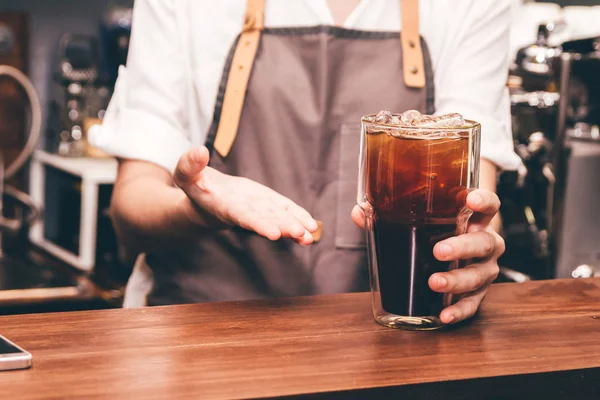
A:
[0, 278, 599, 399]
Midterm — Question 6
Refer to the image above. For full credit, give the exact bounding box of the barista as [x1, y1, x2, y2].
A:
[93, 0, 521, 324]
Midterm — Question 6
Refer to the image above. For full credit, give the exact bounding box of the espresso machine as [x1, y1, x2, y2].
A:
[47, 33, 113, 158]
[500, 22, 600, 280]
[551, 36, 600, 279]
[45, 2, 132, 158]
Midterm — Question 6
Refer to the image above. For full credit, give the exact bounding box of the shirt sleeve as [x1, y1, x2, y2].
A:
[433, 0, 522, 171]
[90, 0, 191, 174]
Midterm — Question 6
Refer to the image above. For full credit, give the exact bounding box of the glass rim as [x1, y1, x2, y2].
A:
[361, 114, 481, 131]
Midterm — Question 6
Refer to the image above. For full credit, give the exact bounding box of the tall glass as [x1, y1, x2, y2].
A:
[358, 114, 481, 330]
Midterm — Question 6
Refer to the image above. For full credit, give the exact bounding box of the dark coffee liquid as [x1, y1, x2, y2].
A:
[372, 219, 456, 316]
[365, 130, 472, 318]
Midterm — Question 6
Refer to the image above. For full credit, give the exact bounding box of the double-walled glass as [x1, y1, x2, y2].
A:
[358, 115, 481, 330]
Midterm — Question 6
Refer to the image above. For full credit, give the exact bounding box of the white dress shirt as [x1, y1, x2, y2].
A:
[92, 0, 522, 173]
[94, 0, 523, 307]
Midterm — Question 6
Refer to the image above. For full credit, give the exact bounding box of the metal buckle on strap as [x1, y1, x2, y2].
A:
[243, 11, 264, 32]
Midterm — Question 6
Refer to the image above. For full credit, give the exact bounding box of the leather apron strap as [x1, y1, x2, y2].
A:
[400, 0, 426, 88]
[213, 0, 266, 157]
[213, 0, 425, 158]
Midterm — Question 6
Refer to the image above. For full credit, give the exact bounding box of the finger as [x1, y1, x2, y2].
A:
[174, 147, 210, 187]
[296, 229, 315, 247]
[429, 262, 499, 294]
[466, 189, 500, 228]
[284, 201, 318, 233]
[237, 209, 283, 241]
[351, 205, 366, 229]
[449, 186, 469, 208]
[271, 203, 307, 240]
[439, 286, 489, 324]
[434, 231, 499, 261]
[245, 211, 313, 245]
[242, 200, 310, 243]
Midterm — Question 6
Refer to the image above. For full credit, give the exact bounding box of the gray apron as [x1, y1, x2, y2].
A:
[145, 0, 435, 305]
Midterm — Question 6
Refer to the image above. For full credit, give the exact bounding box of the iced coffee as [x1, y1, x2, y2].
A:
[359, 110, 481, 330]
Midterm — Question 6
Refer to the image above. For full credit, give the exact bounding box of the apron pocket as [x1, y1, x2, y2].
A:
[335, 124, 366, 249]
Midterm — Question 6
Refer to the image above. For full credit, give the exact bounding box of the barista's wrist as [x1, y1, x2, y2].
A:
[479, 158, 502, 233]
[479, 159, 499, 192]
[174, 190, 223, 231]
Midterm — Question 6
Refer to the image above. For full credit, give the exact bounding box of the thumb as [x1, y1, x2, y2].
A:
[351, 205, 366, 230]
[174, 147, 210, 187]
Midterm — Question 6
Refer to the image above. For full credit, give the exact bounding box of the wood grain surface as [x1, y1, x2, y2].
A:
[0, 278, 599, 399]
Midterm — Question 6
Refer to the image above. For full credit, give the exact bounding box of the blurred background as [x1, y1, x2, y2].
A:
[0, 0, 599, 315]
[0, 0, 131, 314]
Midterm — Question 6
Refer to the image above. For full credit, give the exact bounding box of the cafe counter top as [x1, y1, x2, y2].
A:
[0, 278, 599, 399]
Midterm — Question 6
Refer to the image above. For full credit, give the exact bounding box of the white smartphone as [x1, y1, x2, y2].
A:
[0, 334, 32, 371]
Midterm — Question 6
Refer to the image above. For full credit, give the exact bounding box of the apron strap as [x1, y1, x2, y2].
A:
[213, 0, 265, 157]
[400, 0, 425, 88]
[214, 0, 425, 157]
